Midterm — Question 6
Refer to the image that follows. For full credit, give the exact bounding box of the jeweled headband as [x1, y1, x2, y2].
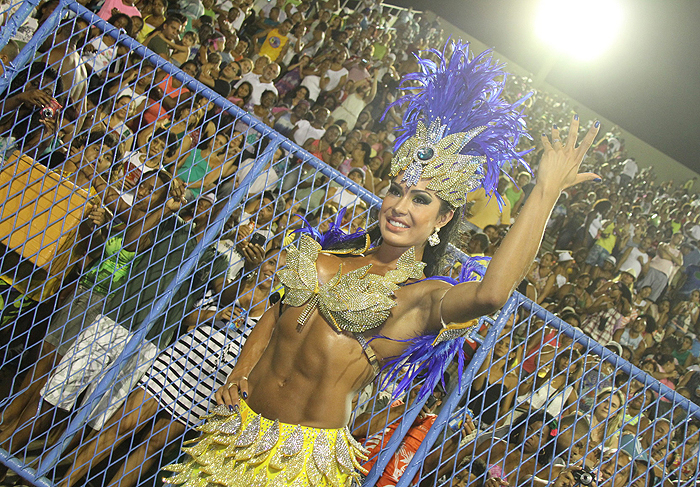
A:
[386, 40, 532, 208]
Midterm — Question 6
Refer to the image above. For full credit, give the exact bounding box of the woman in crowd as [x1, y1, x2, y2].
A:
[580, 281, 631, 346]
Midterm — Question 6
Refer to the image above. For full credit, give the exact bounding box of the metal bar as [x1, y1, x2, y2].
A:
[519, 296, 700, 421]
[0, 0, 67, 93]
[63, 1, 382, 210]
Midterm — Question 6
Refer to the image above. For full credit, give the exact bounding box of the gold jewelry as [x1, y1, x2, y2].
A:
[227, 383, 235, 389]
[428, 227, 440, 247]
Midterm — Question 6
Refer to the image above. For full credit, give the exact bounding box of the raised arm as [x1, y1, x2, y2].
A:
[437, 117, 600, 327]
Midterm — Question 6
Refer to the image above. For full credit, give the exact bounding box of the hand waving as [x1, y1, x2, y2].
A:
[538, 115, 600, 194]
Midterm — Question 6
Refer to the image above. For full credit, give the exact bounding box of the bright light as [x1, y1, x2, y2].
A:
[535, 0, 623, 61]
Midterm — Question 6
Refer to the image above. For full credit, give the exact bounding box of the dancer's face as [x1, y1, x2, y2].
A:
[379, 175, 453, 250]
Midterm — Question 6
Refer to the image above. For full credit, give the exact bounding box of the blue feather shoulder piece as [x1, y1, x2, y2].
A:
[292, 207, 369, 251]
[378, 255, 491, 401]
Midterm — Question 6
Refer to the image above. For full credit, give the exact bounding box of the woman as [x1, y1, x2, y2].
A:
[511, 350, 582, 425]
[528, 252, 556, 297]
[585, 387, 625, 460]
[58, 251, 285, 487]
[227, 81, 252, 109]
[505, 171, 531, 214]
[275, 56, 311, 98]
[251, 89, 277, 128]
[164, 42, 600, 486]
[322, 48, 349, 95]
[669, 289, 700, 333]
[556, 273, 593, 315]
[175, 131, 233, 199]
[465, 324, 519, 428]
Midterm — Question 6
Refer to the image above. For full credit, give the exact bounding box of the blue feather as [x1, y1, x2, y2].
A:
[378, 255, 490, 401]
[384, 40, 532, 207]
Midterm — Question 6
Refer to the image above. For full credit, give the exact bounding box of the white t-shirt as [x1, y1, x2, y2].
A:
[300, 74, 323, 102]
[588, 214, 604, 239]
[622, 158, 638, 178]
[323, 67, 348, 92]
[619, 247, 649, 277]
[293, 120, 325, 146]
[235, 73, 278, 106]
[236, 157, 280, 196]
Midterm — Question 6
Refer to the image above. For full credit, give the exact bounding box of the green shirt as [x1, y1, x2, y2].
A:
[80, 234, 138, 296]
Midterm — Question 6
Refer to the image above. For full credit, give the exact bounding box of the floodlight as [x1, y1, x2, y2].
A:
[535, 0, 623, 61]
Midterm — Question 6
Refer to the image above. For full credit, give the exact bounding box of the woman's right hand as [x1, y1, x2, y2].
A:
[215, 372, 249, 409]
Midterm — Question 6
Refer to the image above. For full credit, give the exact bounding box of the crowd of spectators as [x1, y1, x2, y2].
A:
[0, 0, 698, 485]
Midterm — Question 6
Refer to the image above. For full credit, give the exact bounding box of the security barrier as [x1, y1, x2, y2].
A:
[0, 2, 697, 487]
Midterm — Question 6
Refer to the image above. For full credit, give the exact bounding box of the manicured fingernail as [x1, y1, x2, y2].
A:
[574, 114, 578, 120]
[229, 405, 234, 411]
[553, 124, 558, 129]
[594, 120, 600, 128]
[593, 178, 602, 182]
[242, 391, 248, 399]
[542, 133, 546, 137]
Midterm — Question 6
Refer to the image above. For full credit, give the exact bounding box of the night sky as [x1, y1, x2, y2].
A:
[390, 0, 700, 173]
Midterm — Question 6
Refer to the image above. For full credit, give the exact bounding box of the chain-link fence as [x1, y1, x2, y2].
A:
[0, 2, 697, 487]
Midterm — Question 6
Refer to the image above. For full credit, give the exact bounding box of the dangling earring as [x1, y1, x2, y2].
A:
[428, 227, 440, 247]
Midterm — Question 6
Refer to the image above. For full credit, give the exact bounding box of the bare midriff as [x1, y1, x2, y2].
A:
[245, 305, 376, 429]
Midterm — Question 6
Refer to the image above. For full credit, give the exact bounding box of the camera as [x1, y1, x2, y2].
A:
[572, 469, 594, 487]
[40, 98, 63, 120]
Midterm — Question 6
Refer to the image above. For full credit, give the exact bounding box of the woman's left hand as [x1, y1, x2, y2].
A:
[537, 115, 600, 194]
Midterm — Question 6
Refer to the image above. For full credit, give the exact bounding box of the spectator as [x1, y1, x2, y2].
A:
[636, 233, 684, 302]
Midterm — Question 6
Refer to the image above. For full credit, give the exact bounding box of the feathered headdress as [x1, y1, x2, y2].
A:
[386, 40, 531, 207]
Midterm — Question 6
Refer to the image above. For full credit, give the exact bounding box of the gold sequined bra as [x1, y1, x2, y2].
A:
[278, 233, 425, 352]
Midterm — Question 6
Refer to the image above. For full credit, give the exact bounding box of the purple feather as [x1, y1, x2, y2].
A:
[384, 40, 532, 208]
[292, 207, 368, 250]
[378, 255, 490, 401]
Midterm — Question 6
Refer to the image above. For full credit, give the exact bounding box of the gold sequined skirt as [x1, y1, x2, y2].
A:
[162, 399, 369, 487]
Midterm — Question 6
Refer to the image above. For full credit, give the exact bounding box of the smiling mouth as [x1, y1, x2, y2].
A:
[387, 218, 409, 229]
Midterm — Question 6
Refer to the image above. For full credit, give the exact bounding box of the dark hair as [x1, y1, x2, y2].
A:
[355, 142, 371, 166]
[181, 60, 201, 78]
[640, 314, 657, 333]
[618, 284, 632, 306]
[560, 311, 581, 327]
[213, 79, 232, 97]
[235, 81, 253, 104]
[470, 233, 489, 252]
[509, 410, 555, 464]
[107, 13, 133, 36]
[422, 199, 458, 277]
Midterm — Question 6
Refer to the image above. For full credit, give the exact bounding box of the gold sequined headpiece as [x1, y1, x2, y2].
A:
[386, 40, 531, 208]
[389, 118, 487, 208]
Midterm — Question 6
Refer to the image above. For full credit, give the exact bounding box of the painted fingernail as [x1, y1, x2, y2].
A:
[242, 391, 248, 399]
[553, 124, 558, 129]
[542, 133, 546, 137]
[229, 405, 234, 412]
[574, 114, 579, 120]
[593, 178, 602, 182]
[594, 120, 600, 128]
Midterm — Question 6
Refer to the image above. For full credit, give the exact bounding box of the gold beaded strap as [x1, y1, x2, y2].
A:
[433, 287, 479, 346]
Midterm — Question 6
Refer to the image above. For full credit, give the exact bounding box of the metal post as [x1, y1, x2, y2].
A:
[394, 295, 518, 486]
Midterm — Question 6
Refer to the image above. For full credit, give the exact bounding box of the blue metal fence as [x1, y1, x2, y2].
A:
[0, 2, 697, 487]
